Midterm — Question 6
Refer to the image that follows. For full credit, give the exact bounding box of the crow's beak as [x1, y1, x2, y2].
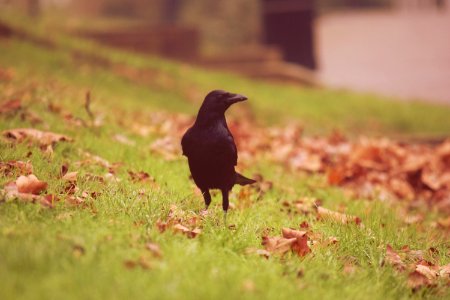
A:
[227, 93, 248, 104]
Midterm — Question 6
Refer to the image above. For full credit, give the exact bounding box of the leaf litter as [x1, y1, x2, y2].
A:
[130, 111, 450, 213]
[383, 244, 450, 290]
[1, 83, 449, 292]
[156, 205, 202, 239]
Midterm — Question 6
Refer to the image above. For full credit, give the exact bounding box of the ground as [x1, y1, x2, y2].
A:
[0, 14, 449, 300]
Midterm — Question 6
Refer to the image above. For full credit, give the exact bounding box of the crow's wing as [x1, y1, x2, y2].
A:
[181, 127, 194, 157]
[182, 125, 238, 166]
[216, 132, 238, 166]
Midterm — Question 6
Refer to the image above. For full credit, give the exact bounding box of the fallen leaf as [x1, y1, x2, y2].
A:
[0, 99, 21, 114]
[241, 279, 256, 292]
[60, 163, 69, 177]
[385, 244, 406, 271]
[244, 248, 271, 259]
[56, 212, 74, 220]
[437, 216, 450, 228]
[20, 110, 43, 125]
[261, 227, 312, 257]
[155, 204, 203, 238]
[124, 260, 137, 269]
[128, 171, 155, 184]
[281, 228, 311, 256]
[145, 242, 162, 258]
[0, 67, 15, 81]
[62, 171, 78, 182]
[173, 224, 201, 238]
[0, 160, 33, 176]
[72, 244, 85, 258]
[2, 181, 55, 207]
[439, 263, 450, 277]
[16, 174, 47, 195]
[415, 264, 438, 280]
[299, 221, 309, 229]
[282, 228, 307, 239]
[408, 270, 433, 290]
[343, 263, 356, 275]
[2, 128, 72, 147]
[290, 152, 322, 172]
[113, 134, 135, 146]
[262, 236, 296, 255]
[76, 151, 111, 169]
[317, 206, 361, 225]
[255, 249, 271, 259]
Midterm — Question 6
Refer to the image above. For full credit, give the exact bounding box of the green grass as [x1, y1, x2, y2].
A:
[0, 15, 449, 300]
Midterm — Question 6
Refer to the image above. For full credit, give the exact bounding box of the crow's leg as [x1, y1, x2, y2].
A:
[201, 189, 211, 209]
[221, 189, 230, 225]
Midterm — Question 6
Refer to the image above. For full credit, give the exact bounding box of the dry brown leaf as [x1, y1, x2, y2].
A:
[173, 223, 189, 233]
[0, 160, 33, 176]
[123, 260, 138, 269]
[262, 236, 296, 255]
[241, 279, 256, 292]
[20, 110, 43, 125]
[389, 178, 415, 200]
[2, 128, 72, 147]
[244, 248, 271, 259]
[408, 270, 434, 290]
[326, 236, 339, 245]
[156, 205, 202, 238]
[261, 227, 312, 257]
[0, 99, 21, 114]
[439, 263, 450, 277]
[173, 224, 201, 238]
[0, 67, 15, 81]
[403, 214, 424, 225]
[327, 167, 346, 185]
[421, 169, 442, 191]
[62, 171, 78, 182]
[128, 171, 155, 184]
[3, 181, 55, 207]
[299, 221, 309, 229]
[317, 206, 361, 225]
[407, 262, 440, 290]
[343, 258, 358, 275]
[255, 249, 271, 259]
[16, 174, 47, 195]
[437, 216, 450, 228]
[281, 228, 311, 256]
[415, 264, 438, 280]
[385, 244, 406, 271]
[72, 244, 85, 258]
[282, 228, 307, 239]
[79, 151, 111, 169]
[290, 152, 322, 172]
[66, 195, 85, 206]
[113, 134, 135, 146]
[145, 242, 162, 258]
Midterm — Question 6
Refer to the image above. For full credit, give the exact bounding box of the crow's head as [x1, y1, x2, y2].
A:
[200, 90, 248, 114]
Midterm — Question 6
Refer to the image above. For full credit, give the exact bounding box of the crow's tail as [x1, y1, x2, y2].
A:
[235, 172, 256, 186]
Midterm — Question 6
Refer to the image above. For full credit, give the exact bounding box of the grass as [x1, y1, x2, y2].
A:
[0, 14, 449, 300]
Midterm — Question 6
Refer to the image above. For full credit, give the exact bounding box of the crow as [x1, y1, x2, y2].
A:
[181, 90, 256, 221]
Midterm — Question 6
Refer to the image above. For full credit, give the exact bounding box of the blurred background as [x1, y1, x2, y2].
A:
[1, 0, 449, 104]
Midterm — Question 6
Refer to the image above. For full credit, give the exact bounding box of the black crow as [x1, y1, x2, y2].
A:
[181, 90, 256, 221]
